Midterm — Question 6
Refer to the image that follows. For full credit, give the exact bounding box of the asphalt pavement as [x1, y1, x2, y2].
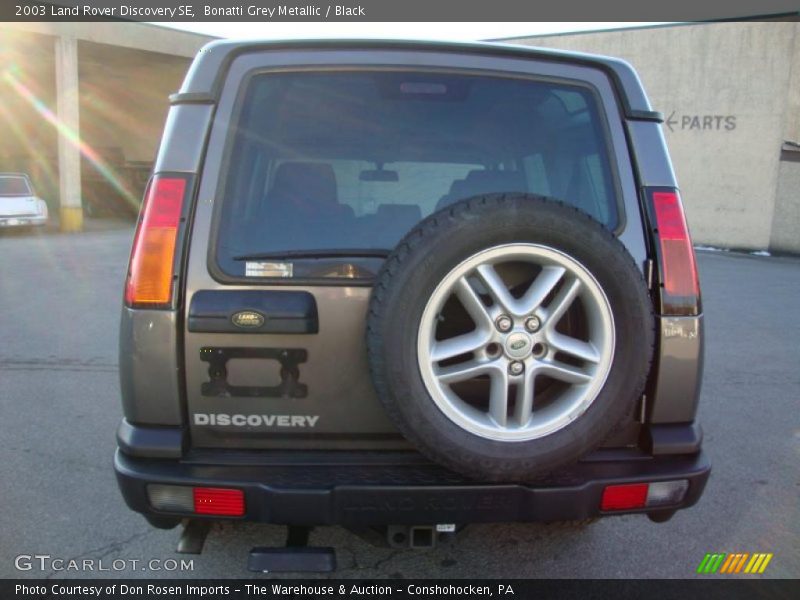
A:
[0, 227, 797, 579]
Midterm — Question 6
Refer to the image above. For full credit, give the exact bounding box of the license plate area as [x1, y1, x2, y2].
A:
[200, 346, 308, 398]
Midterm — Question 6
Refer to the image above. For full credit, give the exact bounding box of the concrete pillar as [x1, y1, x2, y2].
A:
[54, 35, 82, 232]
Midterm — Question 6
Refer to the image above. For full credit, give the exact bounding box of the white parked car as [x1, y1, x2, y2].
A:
[0, 173, 48, 228]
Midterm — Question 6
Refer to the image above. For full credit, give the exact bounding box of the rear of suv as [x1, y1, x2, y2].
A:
[115, 39, 708, 570]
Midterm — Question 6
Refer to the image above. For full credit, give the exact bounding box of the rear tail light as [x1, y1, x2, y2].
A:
[124, 175, 188, 307]
[647, 188, 701, 316]
[147, 484, 245, 517]
[601, 480, 689, 511]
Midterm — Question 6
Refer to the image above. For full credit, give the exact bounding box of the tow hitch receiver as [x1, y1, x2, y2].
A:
[248, 526, 336, 573]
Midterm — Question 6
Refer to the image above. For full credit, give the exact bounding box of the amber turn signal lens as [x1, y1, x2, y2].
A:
[124, 176, 186, 307]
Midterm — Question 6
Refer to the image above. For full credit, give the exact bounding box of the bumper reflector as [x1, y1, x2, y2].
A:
[147, 484, 245, 517]
[601, 480, 689, 511]
[193, 487, 245, 516]
[601, 483, 649, 510]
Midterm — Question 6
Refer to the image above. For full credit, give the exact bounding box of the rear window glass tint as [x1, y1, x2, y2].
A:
[215, 70, 619, 280]
[0, 176, 31, 195]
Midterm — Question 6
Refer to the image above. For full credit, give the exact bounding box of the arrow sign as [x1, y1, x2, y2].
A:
[666, 111, 677, 132]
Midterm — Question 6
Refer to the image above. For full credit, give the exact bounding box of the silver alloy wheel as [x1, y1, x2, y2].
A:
[417, 243, 615, 442]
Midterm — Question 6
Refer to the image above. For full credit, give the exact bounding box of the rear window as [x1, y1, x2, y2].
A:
[215, 70, 619, 280]
[0, 176, 31, 196]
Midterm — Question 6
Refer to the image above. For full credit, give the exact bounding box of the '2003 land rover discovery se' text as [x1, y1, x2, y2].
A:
[115, 40, 708, 572]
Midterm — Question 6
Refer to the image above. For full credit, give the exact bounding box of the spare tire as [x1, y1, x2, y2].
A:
[367, 194, 654, 481]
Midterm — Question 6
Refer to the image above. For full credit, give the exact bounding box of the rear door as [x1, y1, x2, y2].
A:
[181, 48, 648, 451]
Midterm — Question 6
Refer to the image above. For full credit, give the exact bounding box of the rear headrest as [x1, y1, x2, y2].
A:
[376, 203, 422, 223]
[436, 170, 527, 211]
[270, 162, 338, 205]
[448, 179, 470, 197]
[463, 169, 526, 194]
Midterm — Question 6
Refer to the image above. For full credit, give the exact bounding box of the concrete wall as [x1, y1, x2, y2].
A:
[509, 22, 800, 252]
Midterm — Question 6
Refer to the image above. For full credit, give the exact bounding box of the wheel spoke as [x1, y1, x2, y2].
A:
[544, 277, 582, 325]
[431, 330, 489, 363]
[475, 264, 517, 316]
[513, 369, 536, 426]
[436, 359, 492, 385]
[417, 242, 615, 441]
[537, 360, 593, 385]
[518, 266, 566, 315]
[453, 276, 493, 329]
[488, 368, 510, 427]
[547, 332, 600, 364]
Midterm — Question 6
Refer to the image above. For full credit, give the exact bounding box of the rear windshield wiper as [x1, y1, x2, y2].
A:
[233, 249, 392, 261]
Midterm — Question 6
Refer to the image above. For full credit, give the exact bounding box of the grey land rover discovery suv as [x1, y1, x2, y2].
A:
[115, 39, 708, 571]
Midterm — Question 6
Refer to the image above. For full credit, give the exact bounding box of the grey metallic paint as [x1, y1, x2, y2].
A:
[625, 121, 679, 188]
[153, 104, 214, 174]
[651, 316, 705, 423]
[119, 308, 184, 425]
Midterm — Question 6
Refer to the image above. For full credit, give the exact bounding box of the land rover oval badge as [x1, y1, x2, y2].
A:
[231, 310, 265, 328]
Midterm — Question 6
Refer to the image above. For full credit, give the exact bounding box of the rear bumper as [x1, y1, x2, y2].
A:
[115, 447, 710, 526]
[0, 215, 46, 227]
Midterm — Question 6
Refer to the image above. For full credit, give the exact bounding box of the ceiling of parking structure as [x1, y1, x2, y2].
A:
[78, 39, 192, 74]
[0, 29, 191, 167]
[0, 28, 197, 209]
[77, 41, 192, 165]
[1, 22, 213, 58]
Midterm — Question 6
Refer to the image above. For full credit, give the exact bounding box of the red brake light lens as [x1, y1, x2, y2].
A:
[650, 190, 701, 315]
[193, 487, 245, 516]
[601, 483, 649, 511]
[124, 176, 186, 307]
[600, 480, 689, 512]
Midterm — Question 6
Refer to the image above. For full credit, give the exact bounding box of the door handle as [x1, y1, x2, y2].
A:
[188, 290, 318, 334]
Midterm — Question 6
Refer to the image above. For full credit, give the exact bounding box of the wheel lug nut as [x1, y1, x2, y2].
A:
[525, 316, 541, 332]
[496, 315, 513, 332]
[508, 361, 524, 376]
